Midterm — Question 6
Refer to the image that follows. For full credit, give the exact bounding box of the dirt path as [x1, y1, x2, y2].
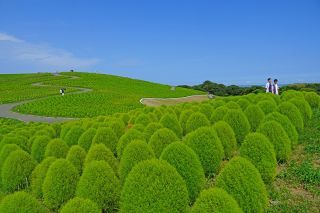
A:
[140, 95, 211, 107]
[0, 74, 92, 123]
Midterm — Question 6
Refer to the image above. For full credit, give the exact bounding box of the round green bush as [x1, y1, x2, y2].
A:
[42, 159, 79, 210]
[30, 157, 57, 199]
[78, 128, 96, 151]
[225, 101, 241, 109]
[264, 112, 299, 145]
[199, 103, 214, 120]
[60, 197, 100, 213]
[160, 113, 183, 138]
[0, 144, 21, 187]
[0, 191, 47, 213]
[31, 135, 51, 162]
[119, 140, 155, 183]
[60, 124, 73, 139]
[131, 124, 145, 132]
[160, 142, 205, 202]
[244, 104, 265, 131]
[289, 98, 312, 123]
[116, 129, 145, 158]
[85, 143, 119, 174]
[135, 113, 152, 127]
[304, 92, 320, 108]
[278, 101, 304, 132]
[149, 128, 179, 158]
[184, 127, 224, 176]
[210, 99, 226, 108]
[76, 161, 120, 211]
[237, 98, 250, 110]
[44, 138, 69, 158]
[64, 126, 85, 146]
[143, 122, 163, 142]
[239, 133, 277, 184]
[1, 150, 36, 193]
[281, 90, 304, 101]
[120, 159, 189, 212]
[186, 112, 210, 134]
[66, 145, 86, 174]
[258, 121, 292, 161]
[210, 106, 229, 124]
[0, 135, 28, 152]
[212, 121, 237, 159]
[216, 157, 268, 212]
[191, 188, 242, 213]
[223, 109, 251, 144]
[108, 118, 126, 138]
[92, 127, 118, 154]
[257, 100, 277, 115]
[179, 110, 194, 135]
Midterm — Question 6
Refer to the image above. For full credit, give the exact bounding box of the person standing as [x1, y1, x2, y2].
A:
[273, 79, 279, 95]
[265, 78, 273, 93]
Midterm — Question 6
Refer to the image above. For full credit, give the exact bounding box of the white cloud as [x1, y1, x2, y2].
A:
[0, 32, 99, 72]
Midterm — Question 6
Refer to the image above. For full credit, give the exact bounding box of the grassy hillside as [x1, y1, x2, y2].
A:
[11, 72, 203, 117]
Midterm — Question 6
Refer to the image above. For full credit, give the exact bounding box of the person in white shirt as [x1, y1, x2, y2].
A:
[273, 79, 279, 95]
[265, 78, 273, 93]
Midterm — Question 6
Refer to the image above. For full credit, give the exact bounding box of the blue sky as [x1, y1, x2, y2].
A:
[0, 0, 319, 85]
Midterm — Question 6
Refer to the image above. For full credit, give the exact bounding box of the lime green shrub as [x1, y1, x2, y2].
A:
[149, 128, 179, 158]
[213, 121, 237, 159]
[66, 145, 86, 174]
[225, 101, 241, 109]
[0, 135, 28, 152]
[304, 92, 320, 108]
[119, 140, 155, 183]
[258, 121, 292, 161]
[31, 135, 51, 162]
[179, 110, 193, 135]
[240, 133, 277, 184]
[0, 191, 47, 213]
[216, 157, 268, 212]
[199, 103, 214, 120]
[143, 122, 163, 142]
[210, 100, 226, 108]
[278, 102, 304, 132]
[76, 161, 120, 211]
[244, 104, 265, 131]
[44, 138, 69, 158]
[210, 106, 229, 124]
[64, 126, 85, 146]
[257, 100, 277, 115]
[78, 128, 96, 151]
[160, 142, 205, 202]
[42, 159, 79, 210]
[237, 98, 250, 110]
[160, 113, 183, 138]
[131, 124, 145, 132]
[223, 109, 250, 144]
[92, 127, 118, 154]
[135, 113, 152, 127]
[116, 129, 145, 158]
[281, 90, 304, 101]
[31, 157, 57, 199]
[289, 98, 312, 123]
[60, 197, 100, 213]
[184, 127, 224, 176]
[191, 188, 242, 213]
[0, 144, 21, 187]
[85, 144, 119, 174]
[108, 119, 126, 138]
[120, 159, 189, 212]
[1, 150, 36, 193]
[186, 112, 210, 134]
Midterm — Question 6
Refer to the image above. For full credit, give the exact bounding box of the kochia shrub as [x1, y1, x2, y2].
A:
[0, 135, 28, 152]
[210, 106, 229, 124]
[76, 161, 120, 211]
[64, 126, 85, 146]
[116, 129, 145, 158]
[42, 159, 79, 211]
[108, 118, 126, 138]
[216, 157, 268, 212]
[60, 197, 100, 213]
[289, 98, 312, 123]
[278, 102, 304, 132]
[85, 143, 119, 174]
[66, 145, 86, 174]
[0, 144, 21, 187]
[225, 101, 241, 110]
[191, 188, 242, 213]
[44, 138, 69, 158]
[160, 113, 183, 138]
[199, 103, 214, 120]
[119, 140, 155, 183]
[92, 127, 118, 154]
[149, 128, 179, 158]
[210, 99, 226, 108]
[120, 159, 189, 212]
[223, 109, 251, 144]
[264, 112, 299, 145]
[258, 121, 292, 161]
[257, 100, 277, 115]
[78, 128, 96, 151]
[213, 121, 237, 159]
[184, 127, 224, 176]
[240, 133, 277, 184]
[135, 113, 152, 127]
[179, 110, 193, 135]
[304, 92, 320, 108]
[237, 98, 250, 110]
[186, 112, 210, 134]
[1, 150, 36, 193]
[31, 157, 57, 199]
[244, 104, 265, 131]
[0, 191, 47, 213]
[143, 122, 163, 142]
[160, 142, 205, 202]
[31, 135, 51, 162]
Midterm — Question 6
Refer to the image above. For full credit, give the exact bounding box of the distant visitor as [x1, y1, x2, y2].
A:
[60, 88, 65, 96]
[265, 77, 279, 95]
